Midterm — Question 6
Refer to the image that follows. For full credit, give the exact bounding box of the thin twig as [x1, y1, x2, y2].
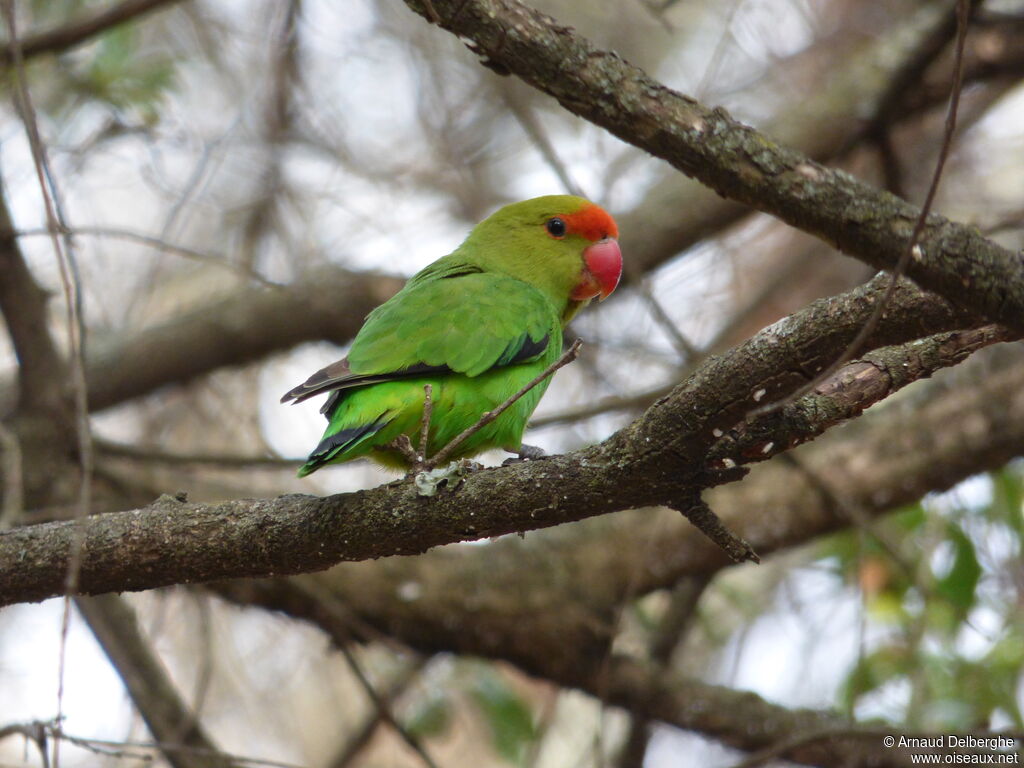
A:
[2, 8, 93, 767]
[386, 435, 421, 465]
[426, 339, 582, 469]
[778, 453, 915, 579]
[749, 0, 973, 421]
[500, 84, 585, 197]
[57, 730, 299, 768]
[636, 279, 699, 361]
[75, 593, 238, 768]
[2, 720, 301, 768]
[336, 644, 440, 768]
[284, 580, 439, 768]
[419, 383, 433, 461]
[326, 658, 428, 768]
[12, 226, 276, 285]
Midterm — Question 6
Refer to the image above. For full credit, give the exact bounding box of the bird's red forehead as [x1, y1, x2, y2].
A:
[563, 203, 618, 242]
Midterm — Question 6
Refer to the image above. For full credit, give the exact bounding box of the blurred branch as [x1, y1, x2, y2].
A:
[236, 0, 301, 271]
[95, 438, 301, 469]
[0, 270, 1007, 606]
[335, 643, 439, 768]
[0, 721, 49, 768]
[0, 421, 22, 529]
[402, 0, 1024, 330]
[604, 657, 925, 768]
[616, 576, 709, 768]
[0, 266, 405, 414]
[12, 226, 276, 285]
[0, 0, 188, 65]
[0, 183, 66, 414]
[75, 593, 240, 768]
[858, 0, 981, 147]
[620, 2, 1021, 277]
[497, 81, 584, 197]
[327, 658, 428, 768]
[279, 579, 439, 768]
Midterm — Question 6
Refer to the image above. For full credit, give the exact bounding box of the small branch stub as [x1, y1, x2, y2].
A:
[672, 496, 760, 564]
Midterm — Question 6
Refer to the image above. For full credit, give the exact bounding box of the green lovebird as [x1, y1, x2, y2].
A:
[281, 195, 622, 476]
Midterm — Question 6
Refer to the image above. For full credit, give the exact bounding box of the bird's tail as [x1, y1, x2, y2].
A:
[297, 417, 391, 477]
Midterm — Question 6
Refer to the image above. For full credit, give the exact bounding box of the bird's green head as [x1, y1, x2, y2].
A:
[459, 195, 622, 317]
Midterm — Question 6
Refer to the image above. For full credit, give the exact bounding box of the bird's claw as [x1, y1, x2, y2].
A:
[502, 443, 548, 466]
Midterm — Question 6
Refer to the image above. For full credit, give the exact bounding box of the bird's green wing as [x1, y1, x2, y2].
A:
[280, 267, 557, 409]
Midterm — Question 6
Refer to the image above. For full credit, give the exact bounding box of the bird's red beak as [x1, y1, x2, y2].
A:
[571, 238, 622, 301]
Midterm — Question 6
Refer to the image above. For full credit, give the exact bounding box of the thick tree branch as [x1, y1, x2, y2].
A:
[211, 344, 1024, 687]
[401, 0, 1024, 330]
[0, 273, 1009, 607]
[201, 346, 1024, 768]
[707, 324, 1014, 468]
[618, 1, 958, 275]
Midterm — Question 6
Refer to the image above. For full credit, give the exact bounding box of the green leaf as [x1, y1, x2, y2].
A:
[840, 646, 911, 713]
[81, 21, 176, 119]
[990, 467, 1023, 535]
[405, 693, 452, 740]
[934, 524, 981, 615]
[470, 672, 536, 764]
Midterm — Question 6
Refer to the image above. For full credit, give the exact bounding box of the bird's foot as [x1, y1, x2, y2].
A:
[502, 443, 548, 466]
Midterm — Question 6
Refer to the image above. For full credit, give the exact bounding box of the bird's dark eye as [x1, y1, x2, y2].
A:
[545, 217, 567, 238]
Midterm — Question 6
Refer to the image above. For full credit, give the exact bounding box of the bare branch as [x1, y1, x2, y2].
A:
[211, 346, 1024, 765]
[1, 275, 1012, 606]
[750, 0, 974, 419]
[290, 582, 440, 768]
[12, 226, 276, 285]
[326, 658, 428, 768]
[95, 439, 301, 469]
[401, 0, 1024, 330]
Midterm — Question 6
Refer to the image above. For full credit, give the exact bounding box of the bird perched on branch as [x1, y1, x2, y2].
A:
[282, 195, 622, 476]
